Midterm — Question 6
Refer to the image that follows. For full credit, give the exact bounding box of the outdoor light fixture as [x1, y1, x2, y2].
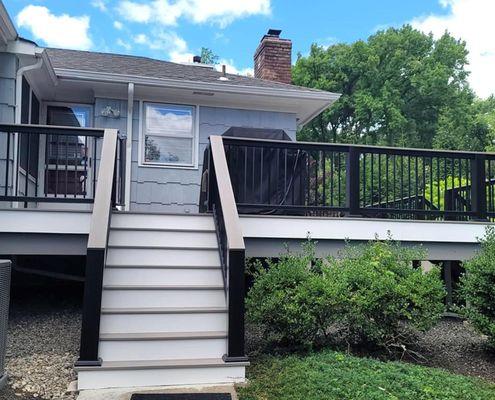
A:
[193, 91, 215, 96]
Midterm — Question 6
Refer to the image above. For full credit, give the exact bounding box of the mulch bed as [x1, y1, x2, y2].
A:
[416, 318, 495, 382]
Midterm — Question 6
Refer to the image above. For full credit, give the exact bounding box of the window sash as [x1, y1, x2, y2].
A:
[143, 102, 196, 167]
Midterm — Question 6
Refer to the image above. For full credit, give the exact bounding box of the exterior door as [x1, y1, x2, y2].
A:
[42, 104, 94, 199]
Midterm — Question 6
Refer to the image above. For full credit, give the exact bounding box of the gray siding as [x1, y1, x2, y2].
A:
[132, 105, 296, 213]
[92, 98, 297, 213]
[0, 53, 16, 198]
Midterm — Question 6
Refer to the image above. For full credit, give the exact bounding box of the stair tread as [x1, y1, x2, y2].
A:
[107, 245, 218, 250]
[101, 306, 227, 314]
[103, 284, 224, 290]
[100, 331, 228, 341]
[105, 264, 221, 269]
[76, 357, 249, 371]
[110, 227, 215, 233]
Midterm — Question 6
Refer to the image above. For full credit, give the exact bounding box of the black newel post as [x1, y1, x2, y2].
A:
[224, 249, 248, 362]
[346, 146, 361, 216]
[471, 154, 487, 221]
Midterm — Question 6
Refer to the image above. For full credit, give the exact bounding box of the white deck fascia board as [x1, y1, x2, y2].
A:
[239, 215, 493, 244]
[0, 209, 91, 235]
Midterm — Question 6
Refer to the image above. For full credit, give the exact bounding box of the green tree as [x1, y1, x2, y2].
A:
[293, 25, 476, 149]
[200, 47, 219, 65]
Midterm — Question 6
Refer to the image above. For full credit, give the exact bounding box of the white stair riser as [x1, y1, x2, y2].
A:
[108, 230, 218, 248]
[99, 338, 227, 361]
[102, 289, 226, 308]
[106, 248, 220, 267]
[100, 313, 228, 334]
[111, 214, 215, 231]
[77, 365, 246, 390]
[103, 268, 224, 286]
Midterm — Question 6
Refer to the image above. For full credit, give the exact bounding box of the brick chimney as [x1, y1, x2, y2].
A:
[254, 29, 292, 84]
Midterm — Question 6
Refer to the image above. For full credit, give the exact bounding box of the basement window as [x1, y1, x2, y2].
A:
[142, 102, 197, 168]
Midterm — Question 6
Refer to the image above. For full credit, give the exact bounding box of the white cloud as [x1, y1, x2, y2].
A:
[117, 38, 132, 51]
[119, 1, 152, 23]
[133, 30, 194, 62]
[215, 59, 253, 76]
[134, 33, 148, 44]
[16, 5, 92, 50]
[118, 0, 271, 28]
[91, 0, 107, 12]
[411, 0, 495, 98]
[114, 20, 123, 30]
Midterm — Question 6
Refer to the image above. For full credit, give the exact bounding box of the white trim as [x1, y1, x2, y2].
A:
[138, 101, 199, 170]
[239, 215, 493, 244]
[125, 83, 134, 211]
[0, 2, 17, 44]
[53, 68, 340, 102]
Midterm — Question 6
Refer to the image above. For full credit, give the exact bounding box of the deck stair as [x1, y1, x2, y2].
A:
[76, 212, 247, 390]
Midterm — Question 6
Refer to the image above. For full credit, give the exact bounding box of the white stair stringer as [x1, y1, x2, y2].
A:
[76, 212, 247, 390]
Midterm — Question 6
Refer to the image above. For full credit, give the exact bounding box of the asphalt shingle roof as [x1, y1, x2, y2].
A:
[45, 48, 324, 94]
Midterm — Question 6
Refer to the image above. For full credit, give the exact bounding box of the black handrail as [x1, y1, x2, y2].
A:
[221, 136, 495, 221]
[207, 136, 248, 363]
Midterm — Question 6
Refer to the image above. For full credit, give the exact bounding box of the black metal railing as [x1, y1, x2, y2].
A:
[0, 124, 125, 207]
[219, 136, 495, 221]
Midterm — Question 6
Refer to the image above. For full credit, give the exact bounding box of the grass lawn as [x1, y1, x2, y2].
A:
[237, 350, 495, 400]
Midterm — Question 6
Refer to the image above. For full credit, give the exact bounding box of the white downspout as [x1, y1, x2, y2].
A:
[124, 82, 134, 211]
[13, 55, 43, 205]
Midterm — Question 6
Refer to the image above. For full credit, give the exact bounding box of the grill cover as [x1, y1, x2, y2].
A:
[199, 127, 307, 214]
[0, 260, 11, 389]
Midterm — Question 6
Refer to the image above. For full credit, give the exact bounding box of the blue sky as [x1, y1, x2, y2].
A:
[4, 0, 495, 97]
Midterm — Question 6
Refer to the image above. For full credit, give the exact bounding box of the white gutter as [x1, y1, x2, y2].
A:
[124, 82, 134, 211]
[53, 68, 340, 102]
[13, 56, 44, 204]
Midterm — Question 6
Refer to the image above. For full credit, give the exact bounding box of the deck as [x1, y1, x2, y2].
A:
[0, 209, 490, 261]
[2, 123, 495, 379]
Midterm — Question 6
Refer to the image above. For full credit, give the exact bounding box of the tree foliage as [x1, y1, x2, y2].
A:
[293, 25, 494, 151]
[200, 47, 219, 65]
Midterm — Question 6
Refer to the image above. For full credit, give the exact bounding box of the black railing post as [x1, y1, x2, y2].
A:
[76, 248, 105, 366]
[471, 154, 487, 220]
[224, 248, 247, 362]
[346, 146, 361, 216]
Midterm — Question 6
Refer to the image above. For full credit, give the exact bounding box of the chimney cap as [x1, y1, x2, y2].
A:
[267, 28, 282, 37]
[193, 55, 201, 63]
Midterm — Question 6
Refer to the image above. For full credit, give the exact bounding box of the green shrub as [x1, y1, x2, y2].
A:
[246, 239, 445, 351]
[325, 240, 445, 349]
[246, 243, 336, 346]
[460, 226, 495, 347]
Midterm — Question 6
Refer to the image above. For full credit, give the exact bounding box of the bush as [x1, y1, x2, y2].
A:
[325, 240, 445, 349]
[460, 226, 495, 347]
[246, 243, 336, 346]
[246, 239, 445, 351]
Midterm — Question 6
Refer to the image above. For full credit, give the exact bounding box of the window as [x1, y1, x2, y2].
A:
[142, 103, 196, 167]
[45, 104, 93, 196]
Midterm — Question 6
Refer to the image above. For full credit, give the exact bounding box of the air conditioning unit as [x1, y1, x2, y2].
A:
[0, 260, 11, 390]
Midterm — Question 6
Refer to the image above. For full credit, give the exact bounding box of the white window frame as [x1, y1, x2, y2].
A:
[139, 101, 199, 169]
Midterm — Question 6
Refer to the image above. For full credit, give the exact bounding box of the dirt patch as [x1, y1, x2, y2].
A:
[416, 318, 495, 382]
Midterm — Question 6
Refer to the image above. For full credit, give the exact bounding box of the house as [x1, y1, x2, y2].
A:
[0, 0, 493, 393]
